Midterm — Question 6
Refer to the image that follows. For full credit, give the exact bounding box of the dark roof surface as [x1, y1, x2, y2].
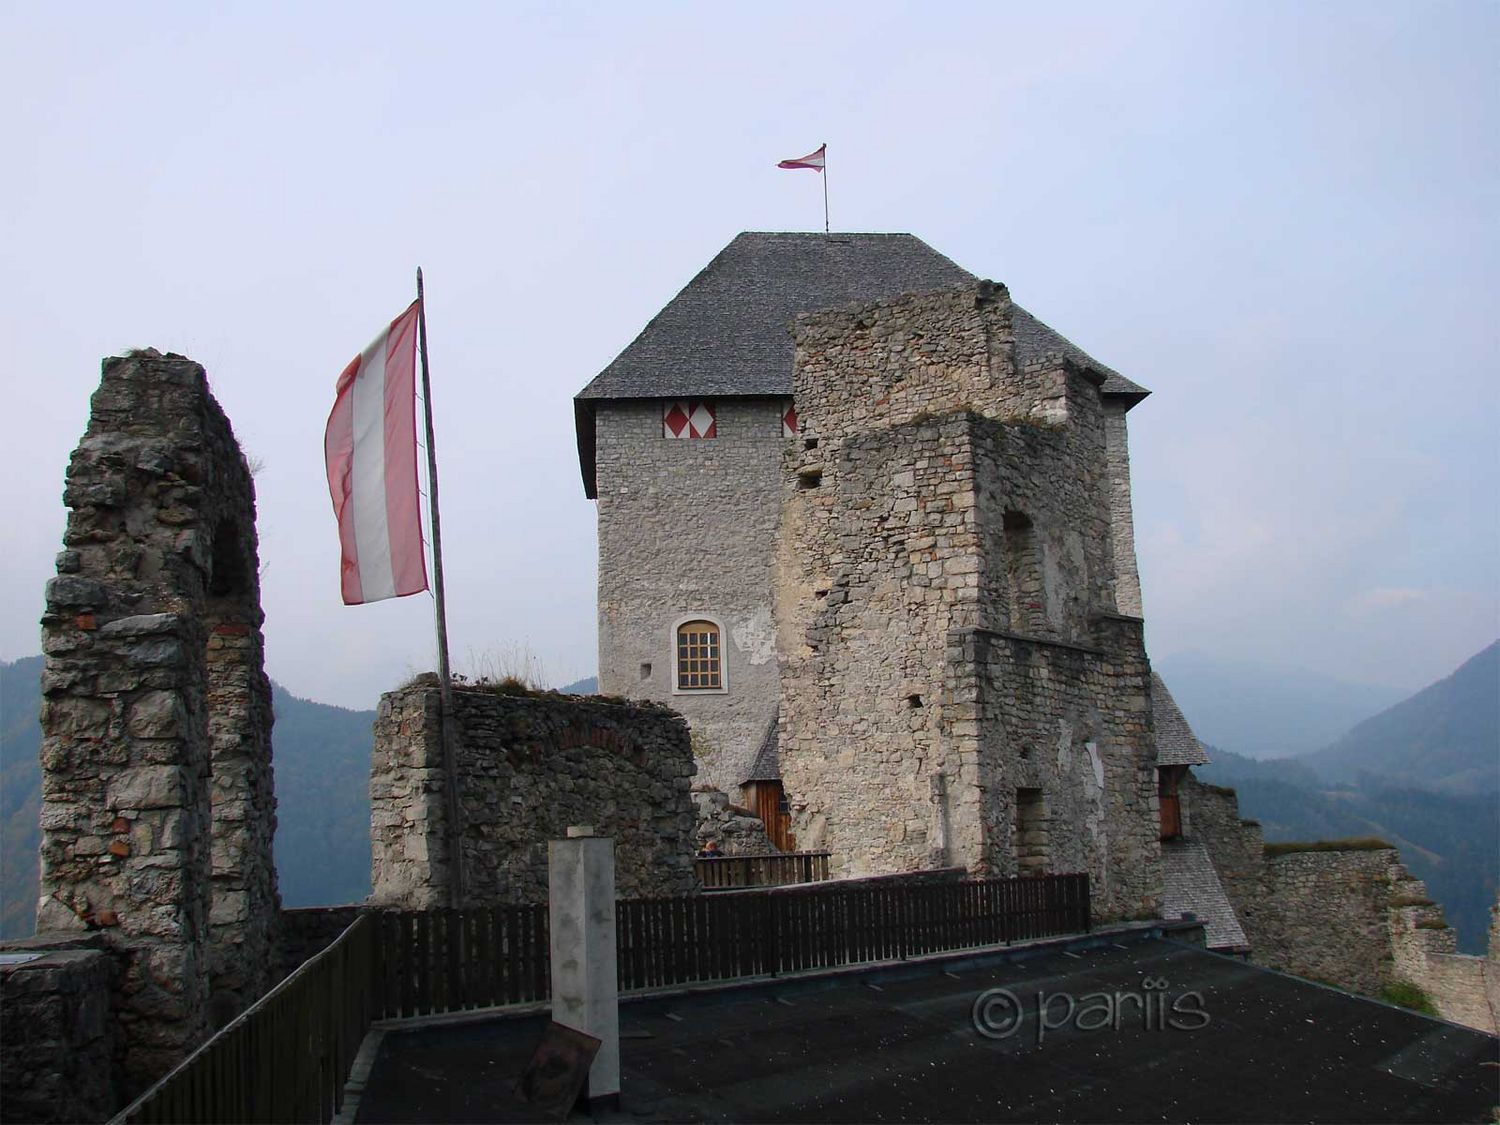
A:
[1153, 672, 1210, 767]
[355, 934, 1498, 1124]
[1162, 839, 1250, 952]
[575, 232, 1148, 496]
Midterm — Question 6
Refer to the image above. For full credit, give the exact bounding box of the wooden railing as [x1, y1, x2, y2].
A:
[373, 903, 549, 1021]
[112, 873, 1088, 1122]
[114, 912, 376, 1124]
[695, 850, 831, 888]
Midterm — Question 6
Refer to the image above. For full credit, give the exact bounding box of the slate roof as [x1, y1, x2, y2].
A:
[574, 231, 1149, 497]
[1152, 672, 1210, 767]
[1161, 839, 1251, 953]
[741, 709, 781, 784]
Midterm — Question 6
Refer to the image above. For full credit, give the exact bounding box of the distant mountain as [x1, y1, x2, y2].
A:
[1297, 642, 1498, 795]
[558, 676, 598, 695]
[1197, 745, 1498, 954]
[1152, 652, 1406, 759]
[0, 656, 375, 939]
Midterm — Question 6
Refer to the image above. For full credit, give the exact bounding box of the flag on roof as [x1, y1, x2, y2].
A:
[324, 301, 429, 605]
[777, 144, 826, 171]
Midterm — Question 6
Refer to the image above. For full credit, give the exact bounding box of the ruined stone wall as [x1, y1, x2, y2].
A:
[0, 947, 116, 1123]
[594, 397, 786, 792]
[1389, 884, 1499, 1034]
[775, 284, 1158, 918]
[371, 685, 698, 906]
[36, 350, 278, 1094]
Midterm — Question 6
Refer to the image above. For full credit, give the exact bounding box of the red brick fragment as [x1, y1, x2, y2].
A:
[212, 623, 252, 636]
[111, 817, 130, 834]
[108, 839, 130, 857]
[75, 614, 97, 631]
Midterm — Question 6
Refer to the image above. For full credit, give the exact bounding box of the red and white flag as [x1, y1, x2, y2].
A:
[324, 301, 429, 605]
[777, 144, 826, 171]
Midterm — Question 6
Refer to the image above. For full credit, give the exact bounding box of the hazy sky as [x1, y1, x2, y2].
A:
[2, 2, 1495, 710]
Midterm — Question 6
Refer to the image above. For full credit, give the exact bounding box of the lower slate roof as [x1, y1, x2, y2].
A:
[575, 231, 1149, 497]
[1161, 838, 1250, 952]
[1152, 672, 1211, 767]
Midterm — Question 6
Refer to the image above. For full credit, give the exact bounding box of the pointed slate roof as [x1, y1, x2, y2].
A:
[1153, 672, 1210, 767]
[741, 709, 781, 784]
[574, 231, 1148, 496]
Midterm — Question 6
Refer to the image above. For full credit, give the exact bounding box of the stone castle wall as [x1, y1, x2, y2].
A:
[371, 685, 698, 906]
[594, 397, 787, 792]
[0, 945, 116, 1124]
[35, 350, 278, 1096]
[774, 283, 1158, 919]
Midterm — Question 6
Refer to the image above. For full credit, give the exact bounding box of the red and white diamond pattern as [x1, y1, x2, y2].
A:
[663, 399, 716, 439]
[781, 400, 798, 437]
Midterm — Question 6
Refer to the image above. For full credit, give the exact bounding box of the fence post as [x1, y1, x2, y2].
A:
[549, 826, 620, 1112]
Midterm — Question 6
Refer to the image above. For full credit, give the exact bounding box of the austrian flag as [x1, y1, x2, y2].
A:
[324, 301, 429, 605]
[777, 144, 826, 171]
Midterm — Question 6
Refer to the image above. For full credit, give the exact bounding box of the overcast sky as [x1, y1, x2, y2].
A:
[2, 2, 1495, 711]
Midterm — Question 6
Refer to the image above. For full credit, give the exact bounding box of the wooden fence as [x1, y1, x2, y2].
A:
[114, 873, 1088, 1121]
[695, 850, 831, 888]
[114, 912, 376, 1124]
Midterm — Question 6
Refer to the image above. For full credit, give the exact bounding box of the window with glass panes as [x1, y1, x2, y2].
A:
[676, 621, 722, 689]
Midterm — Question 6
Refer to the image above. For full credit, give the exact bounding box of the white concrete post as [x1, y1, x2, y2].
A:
[549, 825, 620, 1108]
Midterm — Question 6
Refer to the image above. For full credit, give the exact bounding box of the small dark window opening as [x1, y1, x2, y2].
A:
[803, 437, 819, 451]
[639, 662, 652, 680]
[905, 694, 924, 709]
[208, 520, 250, 598]
[1002, 509, 1047, 634]
[798, 469, 822, 490]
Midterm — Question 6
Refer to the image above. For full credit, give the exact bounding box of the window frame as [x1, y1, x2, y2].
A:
[670, 615, 729, 695]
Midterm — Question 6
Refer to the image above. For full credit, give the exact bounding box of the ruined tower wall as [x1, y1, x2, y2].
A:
[775, 286, 1011, 876]
[370, 686, 698, 906]
[1104, 402, 1144, 617]
[775, 285, 1159, 916]
[36, 351, 277, 1094]
[594, 398, 786, 791]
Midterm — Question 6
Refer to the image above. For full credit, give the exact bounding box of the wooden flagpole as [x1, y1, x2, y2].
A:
[415, 267, 466, 910]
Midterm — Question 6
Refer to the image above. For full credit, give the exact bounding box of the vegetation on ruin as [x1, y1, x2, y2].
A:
[1379, 979, 1439, 1017]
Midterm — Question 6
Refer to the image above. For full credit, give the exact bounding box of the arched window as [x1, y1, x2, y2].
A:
[675, 619, 723, 691]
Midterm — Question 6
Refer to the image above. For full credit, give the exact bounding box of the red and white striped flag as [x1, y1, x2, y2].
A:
[777, 144, 826, 171]
[324, 301, 429, 605]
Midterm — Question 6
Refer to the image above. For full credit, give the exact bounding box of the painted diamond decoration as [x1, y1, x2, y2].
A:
[782, 400, 798, 438]
[663, 399, 716, 439]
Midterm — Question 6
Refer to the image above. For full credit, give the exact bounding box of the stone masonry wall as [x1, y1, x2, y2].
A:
[371, 684, 698, 906]
[0, 947, 116, 1124]
[775, 283, 1159, 919]
[1256, 848, 1403, 996]
[966, 620, 1159, 922]
[595, 397, 787, 792]
[36, 350, 278, 1096]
